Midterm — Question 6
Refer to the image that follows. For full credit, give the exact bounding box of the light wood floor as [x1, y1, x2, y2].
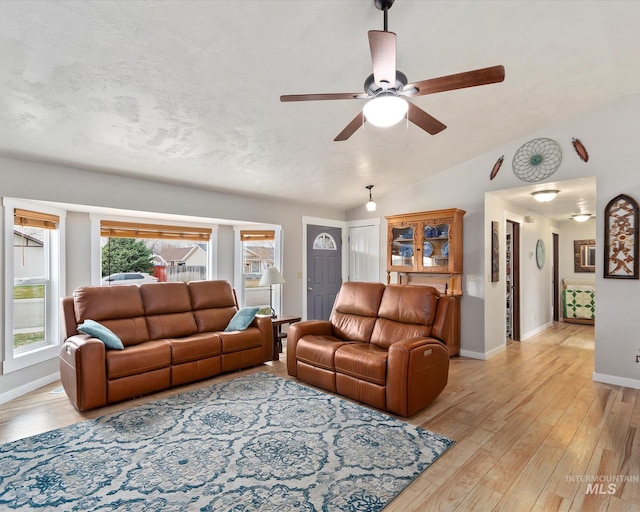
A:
[1, 322, 638, 511]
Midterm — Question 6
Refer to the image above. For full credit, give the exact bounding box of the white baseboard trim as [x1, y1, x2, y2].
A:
[460, 344, 506, 360]
[592, 372, 640, 390]
[0, 371, 61, 406]
[522, 321, 554, 341]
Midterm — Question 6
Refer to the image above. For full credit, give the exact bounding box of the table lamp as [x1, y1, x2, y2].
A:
[259, 267, 286, 317]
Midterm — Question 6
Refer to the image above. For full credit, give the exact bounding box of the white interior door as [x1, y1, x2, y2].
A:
[348, 223, 379, 282]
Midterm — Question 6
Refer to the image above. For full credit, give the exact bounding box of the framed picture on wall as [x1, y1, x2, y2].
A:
[574, 239, 596, 273]
[491, 221, 499, 282]
[604, 193, 639, 279]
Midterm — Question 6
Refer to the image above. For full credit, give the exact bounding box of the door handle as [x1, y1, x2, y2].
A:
[307, 287, 313, 291]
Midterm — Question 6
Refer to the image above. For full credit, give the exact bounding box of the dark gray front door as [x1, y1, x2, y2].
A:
[307, 225, 342, 320]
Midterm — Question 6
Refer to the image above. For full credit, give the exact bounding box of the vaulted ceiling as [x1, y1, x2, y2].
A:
[1, 1, 639, 211]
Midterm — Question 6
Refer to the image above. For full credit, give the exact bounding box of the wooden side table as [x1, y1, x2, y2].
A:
[271, 315, 301, 361]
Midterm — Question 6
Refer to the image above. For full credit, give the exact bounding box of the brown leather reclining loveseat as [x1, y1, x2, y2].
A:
[287, 281, 453, 417]
[59, 280, 272, 411]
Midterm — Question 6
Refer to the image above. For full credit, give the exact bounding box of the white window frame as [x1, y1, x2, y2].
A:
[234, 225, 282, 309]
[2, 198, 65, 374]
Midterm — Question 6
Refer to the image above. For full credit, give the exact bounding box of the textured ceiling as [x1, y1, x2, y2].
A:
[1, 1, 639, 210]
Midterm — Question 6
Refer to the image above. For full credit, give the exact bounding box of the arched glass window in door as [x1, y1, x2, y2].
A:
[313, 232, 337, 251]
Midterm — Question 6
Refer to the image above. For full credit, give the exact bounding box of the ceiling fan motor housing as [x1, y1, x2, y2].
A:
[364, 71, 407, 96]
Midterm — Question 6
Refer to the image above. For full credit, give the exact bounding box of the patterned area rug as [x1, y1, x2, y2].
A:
[0, 373, 454, 511]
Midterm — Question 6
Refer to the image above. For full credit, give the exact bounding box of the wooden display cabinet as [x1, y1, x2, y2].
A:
[386, 208, 465, 295]
[385, 208, 466, 356]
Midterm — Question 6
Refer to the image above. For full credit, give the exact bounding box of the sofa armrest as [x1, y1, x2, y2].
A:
[252, 315, 274, 362]
[286, 320, 333, 377]
[386, 337, 450, 417]
[59, 334, 107, 411]
[60, 296, 78, 340]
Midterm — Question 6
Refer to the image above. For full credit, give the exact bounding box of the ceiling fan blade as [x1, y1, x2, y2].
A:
[407, 102, 446, 135]
[368, 30, 396, 88]
[334, 112, 366, 141]
[280, 92, 368, 102]
[405, 65, 505, 97]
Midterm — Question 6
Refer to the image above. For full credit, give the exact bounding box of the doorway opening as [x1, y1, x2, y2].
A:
[506, 219, 521, 341]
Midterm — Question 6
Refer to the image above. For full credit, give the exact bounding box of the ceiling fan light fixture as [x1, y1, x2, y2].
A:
[531, 190, 559, 203]
[572, 213, 592, 222]
[363, 95, 408, 127]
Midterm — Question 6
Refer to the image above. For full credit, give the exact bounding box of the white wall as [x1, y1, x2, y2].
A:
[0, 157, 344, 399]
[347, 94, 640, 389]
[216, 225, 236, 283]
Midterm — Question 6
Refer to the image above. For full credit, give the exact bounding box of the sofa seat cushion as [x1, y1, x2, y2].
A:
[335, 343, 388, 386]
[297, 336, 359, 372]
[218, 327, 264, 354]
[106, 340, 171, 380]
[169, 333, 222, 364]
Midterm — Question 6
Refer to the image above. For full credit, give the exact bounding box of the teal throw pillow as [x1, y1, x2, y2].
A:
[225, 307, 260, 332]
[78, 319, 125, 350]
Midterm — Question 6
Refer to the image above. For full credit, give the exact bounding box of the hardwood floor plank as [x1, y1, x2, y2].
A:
[532, 491, 571, 512]
[493, 442, 565, 511]
[480, 420, 554, 495]
[457, 484, 504, 511]
[545, 424, 604, 501]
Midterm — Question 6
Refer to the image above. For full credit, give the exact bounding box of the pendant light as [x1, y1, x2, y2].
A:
[365, 185, 377, 211]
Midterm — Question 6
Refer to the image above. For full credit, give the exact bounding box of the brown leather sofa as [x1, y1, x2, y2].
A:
[287, 282, 452, 417]
[59, 280, 272, 411]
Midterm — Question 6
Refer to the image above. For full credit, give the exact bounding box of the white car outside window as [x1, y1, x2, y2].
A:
[102, 272, 158, 286]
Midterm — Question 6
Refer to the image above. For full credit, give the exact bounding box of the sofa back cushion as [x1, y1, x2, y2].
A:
[140, 282, 198, 339]
[73, 285, 150, 346]
[329, 282, 385, 342]
[189, 280, 238, 332]
[371, 285, 438, 348]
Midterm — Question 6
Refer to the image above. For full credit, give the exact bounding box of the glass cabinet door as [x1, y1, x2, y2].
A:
[422, 222, 450, 269]
[390, 225, 415, 268]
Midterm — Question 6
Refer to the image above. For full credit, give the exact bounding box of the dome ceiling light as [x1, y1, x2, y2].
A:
[531, 190, 560, 203]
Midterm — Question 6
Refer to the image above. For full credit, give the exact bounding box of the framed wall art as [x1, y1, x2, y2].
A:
[574, 239, 596, 273]
[604, 193, 639, 279]
[491, 221, 499, 282]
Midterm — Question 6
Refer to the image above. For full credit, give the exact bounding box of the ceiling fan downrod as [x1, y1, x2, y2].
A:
[374, 0, 394, 31]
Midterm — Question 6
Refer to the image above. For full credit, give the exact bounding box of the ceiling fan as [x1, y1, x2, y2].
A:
[280, 0, 505, 141]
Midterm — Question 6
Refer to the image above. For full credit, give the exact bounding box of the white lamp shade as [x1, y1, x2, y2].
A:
[572, 214, 592, 222]
[363, 96, 408, 127]
[366, 199, 377, 212]
[259, 267, 286, 286]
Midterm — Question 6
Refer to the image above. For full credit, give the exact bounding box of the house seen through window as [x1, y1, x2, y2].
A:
[241, 230, 275, 314]
[100, 220, 212, 284]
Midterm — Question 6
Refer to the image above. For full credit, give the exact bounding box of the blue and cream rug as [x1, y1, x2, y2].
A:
[0, 373, 454, 511]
